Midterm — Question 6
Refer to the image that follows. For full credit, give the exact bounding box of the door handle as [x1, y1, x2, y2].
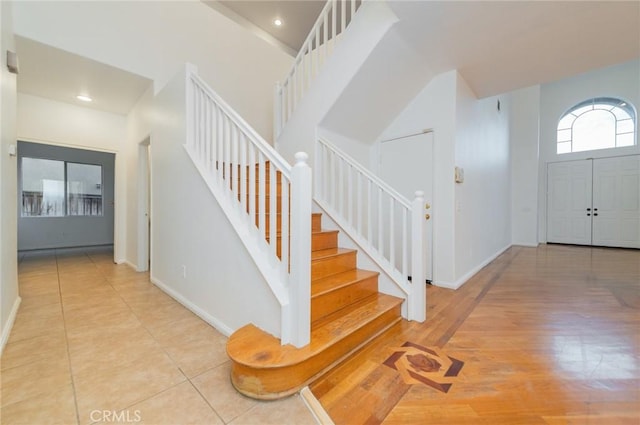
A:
[425, 214, 431, 220]
[587, 213, 591, 216]
[586, 208, 591, 211]
[593, 213, 598, 216]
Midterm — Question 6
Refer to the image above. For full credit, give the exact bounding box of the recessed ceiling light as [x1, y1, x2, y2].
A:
[273, 18, 282, 27]
[76, 95, 92, 102]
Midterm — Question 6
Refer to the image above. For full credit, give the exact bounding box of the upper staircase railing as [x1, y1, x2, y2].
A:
[184, 65, 312, 347]
[274, 0, 364, 139]
[315, 138, 426, 321]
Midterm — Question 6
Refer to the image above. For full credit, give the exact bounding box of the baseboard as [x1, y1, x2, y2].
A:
[149, 275, 233, 337]
[431, 280, 460, 290]
[1, 296, 22, 356]
[432, 244, 512, 290]
[512, 242, 539, 248]
[300, 387, 334, 425]
[114, 258, 140, 271]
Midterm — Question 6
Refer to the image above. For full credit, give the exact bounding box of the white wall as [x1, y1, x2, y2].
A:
[454, 74, 511, 283]
[0, 0, 20, 353]
[376, 70, 458, 286]
[16, 94, 129, 261]
[12, 0, 292, 141]
[510, 85, 540, 246]
[277, 0, 399, 165]
[150, 65, 281, 337]
[373, 70, 511, 289]
[537, 59, 640, 242]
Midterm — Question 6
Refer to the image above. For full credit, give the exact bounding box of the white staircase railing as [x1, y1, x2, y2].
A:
[274, 0, 364, 139]
[184, 66, 312, 347]
[315, 138, 425, 321]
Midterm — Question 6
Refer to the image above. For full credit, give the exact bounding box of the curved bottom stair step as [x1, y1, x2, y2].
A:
[227, 293, 403, 400]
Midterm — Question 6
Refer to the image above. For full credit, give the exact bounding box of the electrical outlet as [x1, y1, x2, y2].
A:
[181, 265, 187, 278]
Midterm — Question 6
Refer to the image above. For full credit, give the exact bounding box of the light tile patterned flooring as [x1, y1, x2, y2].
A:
[1, 248, 317, 425]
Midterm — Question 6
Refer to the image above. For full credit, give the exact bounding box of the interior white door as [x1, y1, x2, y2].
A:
[592, 155, 640, 248]
[379, 132, 433, 282]
[547, 160, 593, 245]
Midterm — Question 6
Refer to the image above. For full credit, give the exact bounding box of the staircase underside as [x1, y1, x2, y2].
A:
[227, 212, 404, 400]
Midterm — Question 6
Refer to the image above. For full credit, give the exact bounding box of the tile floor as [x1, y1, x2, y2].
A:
[1, 248, 318, 425]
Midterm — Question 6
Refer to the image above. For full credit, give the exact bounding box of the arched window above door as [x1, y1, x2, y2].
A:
[557, 97, 636, 154]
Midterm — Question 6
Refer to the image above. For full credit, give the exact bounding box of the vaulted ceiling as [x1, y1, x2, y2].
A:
[15, 1, 640, 116]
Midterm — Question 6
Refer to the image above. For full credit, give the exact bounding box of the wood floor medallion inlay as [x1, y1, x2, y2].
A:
[383, 341, 464, 393]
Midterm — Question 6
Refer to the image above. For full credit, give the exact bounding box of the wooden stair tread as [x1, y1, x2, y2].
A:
[311, 247, 356, 261]
[265, 229, 339, 238]
[311, 269, 379, 297]
[227, 293, 402, 368]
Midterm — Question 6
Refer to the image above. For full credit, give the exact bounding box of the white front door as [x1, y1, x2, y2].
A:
[547, 160, 593, 245]
[547, 155, 640, 248]
[379, 132, 434, 282]
[592, 155, 640, 248]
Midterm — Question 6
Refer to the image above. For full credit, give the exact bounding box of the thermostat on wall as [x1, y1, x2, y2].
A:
[455, 166, 464, 183]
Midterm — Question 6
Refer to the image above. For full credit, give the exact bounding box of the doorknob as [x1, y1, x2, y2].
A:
[425, 203, 431, 210]
[425, 213, 431, 220]
[586, 208, 591, 211]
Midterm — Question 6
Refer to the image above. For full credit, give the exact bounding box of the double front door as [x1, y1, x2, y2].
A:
[547, 155, 640, 248]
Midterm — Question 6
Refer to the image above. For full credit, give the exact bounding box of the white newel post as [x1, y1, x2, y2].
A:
[410, 191, 426, 322]
[273, 82, 282, 142]
[288, 152, 312, 347]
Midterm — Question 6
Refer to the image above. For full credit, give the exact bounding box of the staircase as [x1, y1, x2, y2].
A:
[227, 205, 403, 399]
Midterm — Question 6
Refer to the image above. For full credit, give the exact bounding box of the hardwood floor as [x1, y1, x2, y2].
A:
[310, 244, 640, 424]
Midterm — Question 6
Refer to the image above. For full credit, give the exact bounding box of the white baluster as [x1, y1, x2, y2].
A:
[347, 164, 353, 227]
[248, 144, 256, 229]
[205, 98, 211, 173]
[258, 153, 266, 241]
[274, 82, 282, 141]
[269, 161, 277, 259]
[323, 9, 329, 65]
[186, 76, 193, 150]
[377, 187, 383, 254]
[389, 197, 395, 269]
[281, 176, 290, 276]
[367, 179, 372, 242]
[211, 103, 218, 178]
[224, 116, 231, 190]
[331, 0, 337, 50]
[216, 106, 223, 183]
[240, 133, 247, 216]
[402, 208, 408, 278]
[338, 155, 344, 216]
[314, 27, 320, 76]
